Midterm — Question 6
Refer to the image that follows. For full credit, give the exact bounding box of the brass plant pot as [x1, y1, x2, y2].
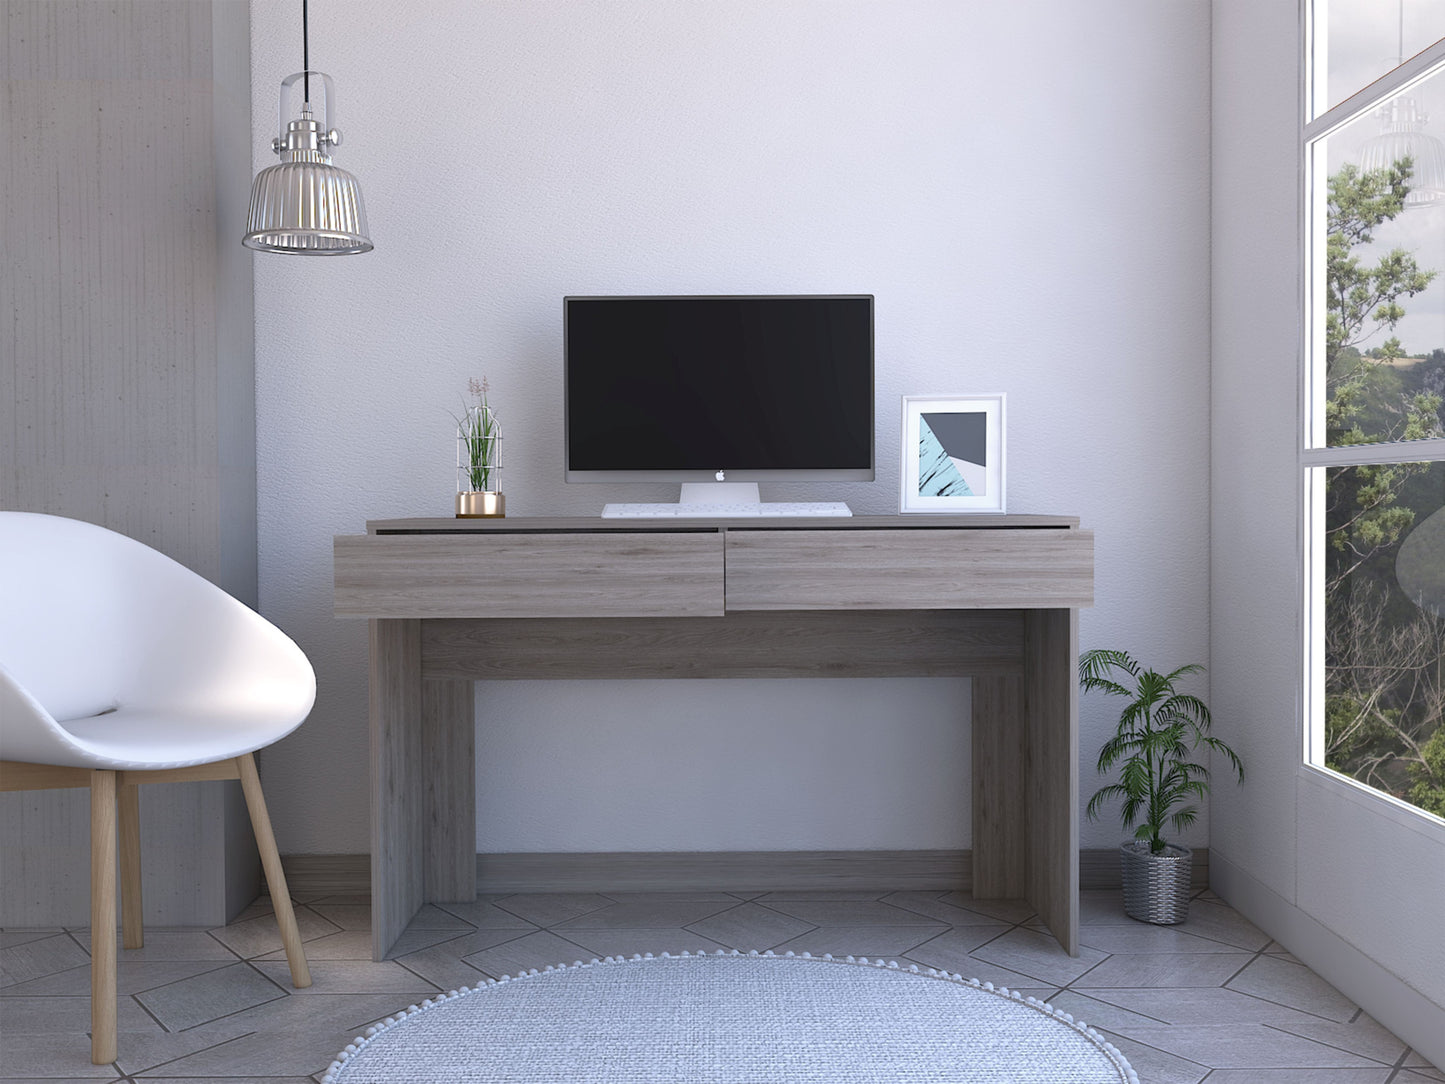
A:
[456, 491, 505, 518]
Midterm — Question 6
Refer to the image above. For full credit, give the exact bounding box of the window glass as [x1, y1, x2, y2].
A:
[1314, 68, 1445, 450]
[1320, 0, 1445, 113]
[1317, 461, 1445, 817]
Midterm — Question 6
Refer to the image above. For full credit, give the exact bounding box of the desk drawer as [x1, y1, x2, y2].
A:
[334, 532, 724, 618]
[724, 528, 1094, 611]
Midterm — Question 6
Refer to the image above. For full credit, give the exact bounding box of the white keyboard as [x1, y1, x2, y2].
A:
[602, 501, 853, 519]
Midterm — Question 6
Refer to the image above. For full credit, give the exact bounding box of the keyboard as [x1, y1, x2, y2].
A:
[601, 501, 853, 519]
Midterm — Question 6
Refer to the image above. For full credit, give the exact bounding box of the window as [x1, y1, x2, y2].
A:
[1304, 1, 1445, 821]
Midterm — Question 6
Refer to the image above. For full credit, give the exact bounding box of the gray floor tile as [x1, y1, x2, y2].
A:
[1078, 923, 1250, 954]
[1045, 989, 1174, 1032]
[0, 960, 230, 998]
[71, 929, 237, 962]
[1404, 1053, 1445, 1078]
[771, 924, 946, 958]
[683, 901, 814, 950]
[878, 891, 1021, 925]
[302, 903, 371, 931]
[1079, 889, 1144, 926]
[134, 1078, 319, 1083]
[129, 993, 416, 1078]
[1173, 898, 1272, 950]
[252, 958, 440, 996]
[552, 927, 732, 959]
[1090, 1030, 1211, 1084]
[206, 908, 340, 961]
[552, 898, 739, 930]
[461, 930, 601, 978]
[0, 1031, 121, 1078]
[482, 893, 613, 927]
[1226, 953, 1361, 1022]
[969, 926, 1110, 986]
[1404, 1070, 1445, 1083]
[134, 962, 287, 1031]
[390, 941, 490, 993]
[1200, 1071, 1393, 1083]
[0, 929, 65, 948]
[257, 929, 372, 962]
[753, 899, 949, 927]
[1073, 951, 1255, 989]
[1263, 1011, 1409, 1065]
[1113, 1023, 1378, 1069]
[0, 994, 157, 1034]
[1, 935, 89, 988]
[935, 892, 1039, 924]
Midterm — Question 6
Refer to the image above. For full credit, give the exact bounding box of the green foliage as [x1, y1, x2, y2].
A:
[1323, 159, 1442, 590]
[454, 377, 501, 492]
[1408, 726, 1445, 818]
[1080, 649, 1244, 855]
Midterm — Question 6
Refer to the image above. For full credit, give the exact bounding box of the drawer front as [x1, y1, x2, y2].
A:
[334, 532, 724, 618]
[724, 528, 1094, 611]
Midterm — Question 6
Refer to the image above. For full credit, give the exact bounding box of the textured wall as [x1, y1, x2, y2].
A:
[1, 0, 258, 924]
[249, 0, 1212, 855]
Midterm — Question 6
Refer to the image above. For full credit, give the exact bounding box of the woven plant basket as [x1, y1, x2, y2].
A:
[1119, 840, 1191, 924]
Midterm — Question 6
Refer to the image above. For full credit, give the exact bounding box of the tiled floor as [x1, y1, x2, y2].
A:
[1, 886, 1440, 1082]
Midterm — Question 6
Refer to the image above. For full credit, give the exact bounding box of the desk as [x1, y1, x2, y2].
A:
[333, 515, 1094, 960]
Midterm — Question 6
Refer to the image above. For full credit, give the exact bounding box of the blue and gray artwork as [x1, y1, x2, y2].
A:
[919, 411, 987, 497]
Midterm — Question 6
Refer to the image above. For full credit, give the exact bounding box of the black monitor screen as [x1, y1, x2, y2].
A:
[564, 295, 874, 481]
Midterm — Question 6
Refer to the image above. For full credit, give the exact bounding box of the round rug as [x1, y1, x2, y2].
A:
[323, 950, 1138, 1083]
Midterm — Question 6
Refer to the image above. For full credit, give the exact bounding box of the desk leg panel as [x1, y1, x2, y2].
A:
[422, 678, 476, 902]
[370, 619, 424, 961]
[971, 675, 1026, 899]
[1023, 608, 1080, 956]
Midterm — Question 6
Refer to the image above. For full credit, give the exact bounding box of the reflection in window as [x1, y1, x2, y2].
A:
[1320, 0, 1445, 114]
[1316, 70, 1445, 450]
[1320, 462, 1445, 816]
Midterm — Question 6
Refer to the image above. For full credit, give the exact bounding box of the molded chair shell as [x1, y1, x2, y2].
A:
[0, 511, 315, 768]
[0, 511, 316, 1065]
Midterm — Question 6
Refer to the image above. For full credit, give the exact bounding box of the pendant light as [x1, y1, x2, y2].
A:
[244, 0, 373, 254]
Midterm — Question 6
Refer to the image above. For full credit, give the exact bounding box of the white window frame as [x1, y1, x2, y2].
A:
[1299, 20, 1445, 830]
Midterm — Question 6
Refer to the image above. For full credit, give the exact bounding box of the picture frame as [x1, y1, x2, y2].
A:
[900, 394, 1006, 513]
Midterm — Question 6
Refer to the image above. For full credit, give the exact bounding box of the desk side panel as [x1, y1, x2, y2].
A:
[725, 528, 1094, 611]
[335, 533, 724, 618]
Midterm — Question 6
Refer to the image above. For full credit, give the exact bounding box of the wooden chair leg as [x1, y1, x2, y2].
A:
[118, 781, 143, 950]
[236, 753, 311, 988]
[90, 769, 117, 1065]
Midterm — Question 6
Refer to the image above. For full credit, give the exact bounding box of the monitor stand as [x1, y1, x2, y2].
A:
[678, 482, 760, 507]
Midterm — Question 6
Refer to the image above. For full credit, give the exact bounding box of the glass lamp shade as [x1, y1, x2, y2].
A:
[244, 159, 372, 254]
[1358, 96, 1445, 208]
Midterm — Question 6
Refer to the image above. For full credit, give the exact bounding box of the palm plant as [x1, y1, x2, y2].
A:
[1080, 648, 1244, 855]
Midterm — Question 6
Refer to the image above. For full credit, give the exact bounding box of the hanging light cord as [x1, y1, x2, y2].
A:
[302, 0, 310, 108]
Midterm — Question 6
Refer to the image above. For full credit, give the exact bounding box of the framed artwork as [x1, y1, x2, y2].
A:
[900, 394, 1006, 513]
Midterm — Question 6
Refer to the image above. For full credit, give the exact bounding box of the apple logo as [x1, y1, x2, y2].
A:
[715, 470, 726, 482]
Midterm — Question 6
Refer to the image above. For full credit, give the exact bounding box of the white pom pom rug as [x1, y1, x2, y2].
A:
[323, 950, 1138, 1083]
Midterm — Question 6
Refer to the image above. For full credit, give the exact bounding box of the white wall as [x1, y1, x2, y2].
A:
[1210, 0, 1445, 1064]
[250, 1, 1210, 857]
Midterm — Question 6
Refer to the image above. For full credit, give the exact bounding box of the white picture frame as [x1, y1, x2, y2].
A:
[900, 394, 1006, 514]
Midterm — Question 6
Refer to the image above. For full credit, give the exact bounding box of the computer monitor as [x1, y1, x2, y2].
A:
[564, 295, 875, 486]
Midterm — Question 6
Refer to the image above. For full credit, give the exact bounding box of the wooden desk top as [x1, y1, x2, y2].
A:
[361, 514, 1083, 534]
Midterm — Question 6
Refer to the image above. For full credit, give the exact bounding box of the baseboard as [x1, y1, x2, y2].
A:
[282, 847, 1209, 898]
[475, 850, 972, 893]
[280, 853, 369, 897]
[1210, 850, 1445, 1072]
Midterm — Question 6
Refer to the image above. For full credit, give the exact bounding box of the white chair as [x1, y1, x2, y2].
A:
[0, 511, 314, 1064]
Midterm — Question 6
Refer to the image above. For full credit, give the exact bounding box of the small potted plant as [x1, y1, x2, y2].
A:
[454, 376, 504, 518]
[1079, 648, 1243, 924]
